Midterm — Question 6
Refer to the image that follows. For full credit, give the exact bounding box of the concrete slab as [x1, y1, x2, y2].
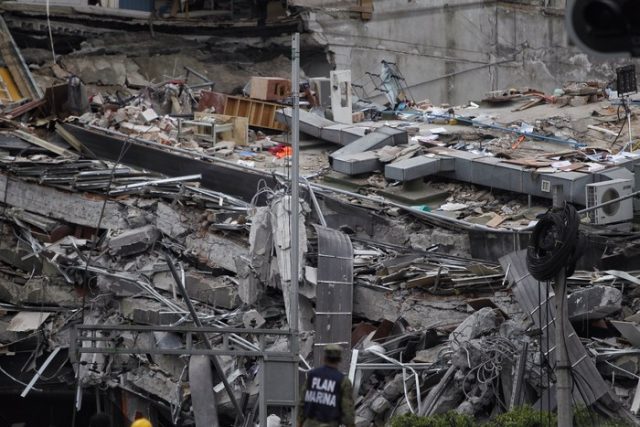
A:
[568, 285, 622, 322]
[108, 225, 160, 257]
[378, 182, 449, 206]
[319, 170, 372, 191]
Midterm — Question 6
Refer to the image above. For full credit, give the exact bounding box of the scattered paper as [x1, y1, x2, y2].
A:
[429, 127, 448, 134]
[551, 160, 572, 169]
[519, 122, 534, 134]
[486, 214, 506, 228]
[440, 202, 468, 211]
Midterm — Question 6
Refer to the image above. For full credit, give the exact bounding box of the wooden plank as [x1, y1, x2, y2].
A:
[356, 0, 373, 20]
[0, 67, 19, 101]
[0, 16, 41, 100]
[588, 125, 619, 137]
[13, 130, 78, 158]
[559, 162, 585, 172]
[55, 122, 88, 154]
[501, 158, 552, 167]
[406, 273, 440, 289]
[486, 214, 506, 228]
[223, 95, 286, 131]
[4, 97, 47, 120]
[0, 32, 28, 99]
[194, 112, 249, 146]
[540, 150, 580, 158]
[512, 97, 544, 112]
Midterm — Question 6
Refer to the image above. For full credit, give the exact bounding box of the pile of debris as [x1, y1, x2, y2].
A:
[1, 11, 640, 427]
[348, 267, 640, 426]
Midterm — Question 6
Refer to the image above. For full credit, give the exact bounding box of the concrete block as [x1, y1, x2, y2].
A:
[185, 231, 248, 273]
[382, 374, 405, 400]
[243, 309, 266, 329]
[330, 70, 353, 124]
[97, 274, 141, 296]
[331, 126, 408, 161]
[132, 308, 182, 326]
[60, 55, 128, 86]
[320, 124, 365, 145]
[0, 172, 138, 229]
[569, 95, 590, 107]
[332, 151, 381, 175]
[235, 256, 259, 305]
[385, 156, 443, 181]
[108, 225, 159, 257]
[153, 270, 239, 309]
[139, 108, 158, 123]
[370, 394, 391, 414]
[186, 275, 239, 310]
[126, 332, 186, 378]
[0, 275, 81, 307]
[355, 405, 375, 426]
[568, 285, 622, 322]
[156, 202, 189, 239]
[119, 298, 182, 325]
[125, 368, 180, 407]
[449, 307, 501, 351]
[414, 344, 447, 364]
[309, 77, 331, 107]
[353, 285, 468, 330]
[250, 77, 291, 101]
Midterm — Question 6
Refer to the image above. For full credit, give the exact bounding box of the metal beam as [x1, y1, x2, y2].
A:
[290, 32, 301, 427]
[165, 253, 245, 423]
[313, 226, 354, 370]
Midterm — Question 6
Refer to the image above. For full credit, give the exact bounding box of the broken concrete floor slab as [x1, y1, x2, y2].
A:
[108, 225, 159, 257]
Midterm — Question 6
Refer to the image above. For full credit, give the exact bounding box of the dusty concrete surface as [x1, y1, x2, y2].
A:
[292, 0, 640, 104]
[23, 32, 319, 96]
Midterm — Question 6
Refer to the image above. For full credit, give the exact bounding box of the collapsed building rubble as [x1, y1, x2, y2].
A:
[1, 7, 640, 427]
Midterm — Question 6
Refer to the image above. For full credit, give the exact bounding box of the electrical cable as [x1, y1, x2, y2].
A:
[71, 134, 135, 421]
[545, 280, 551, 427]
[569, 368, 599, 427]
[609, 104, 629, 148]
[526, 203, 585, 281]
[46, 0, 56, 64]
[537, 277, 543, 426]
[0, 365, 43, 392]
[79, 133, 138, 323]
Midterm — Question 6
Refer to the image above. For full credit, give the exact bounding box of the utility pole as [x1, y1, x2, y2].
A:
[553, 185, 572, 427]
[290, 31, 301, 427]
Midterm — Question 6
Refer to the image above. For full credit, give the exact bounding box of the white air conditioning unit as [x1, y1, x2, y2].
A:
[585, 179, 634, 225]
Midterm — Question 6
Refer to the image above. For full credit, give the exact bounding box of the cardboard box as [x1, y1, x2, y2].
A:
[249, 77, 291, 101]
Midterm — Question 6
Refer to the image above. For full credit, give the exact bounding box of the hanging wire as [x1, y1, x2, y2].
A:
[79, 130, 149, 323]
[537, 277, 544, 427]
[72, 130, 145, 419]
[545, 280, 552, 427]
[0, 365, 42, 391]
[46, 0, 56, 64]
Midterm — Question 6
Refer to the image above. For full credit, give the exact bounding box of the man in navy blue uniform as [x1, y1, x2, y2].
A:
[298, 344, 355, 427]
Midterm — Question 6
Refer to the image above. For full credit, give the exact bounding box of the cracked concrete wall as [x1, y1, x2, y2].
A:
[294, 0, 640, 105]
